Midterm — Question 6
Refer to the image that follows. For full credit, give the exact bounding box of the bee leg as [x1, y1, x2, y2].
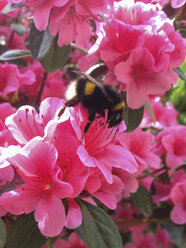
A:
[57, 106, 66, 118]
[81, 110, 96, 141]
[65, 97, 80, 107]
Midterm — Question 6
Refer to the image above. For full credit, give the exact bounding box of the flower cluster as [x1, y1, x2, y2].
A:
[0, 98, 138, 236]
[79, 1, 186, 108]
[0, 0, 186, 247]
[8, 0, 115, 48]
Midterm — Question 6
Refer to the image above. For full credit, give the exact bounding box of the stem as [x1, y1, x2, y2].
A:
[71, 43, 88, 54]
[8, 8, 21, 48]
[36, 71, 48, 104]
[115, 217, 170, 231]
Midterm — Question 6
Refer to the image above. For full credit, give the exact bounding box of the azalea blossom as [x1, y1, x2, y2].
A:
[80, 1, 185, 108]
[154, 126, 186, 168]
[0, 137, 73, 237]
[8, 0, 112, 47]
[117, 128, 161, 171]
[170, 181, 186, 224]
[141, 97, 178, 128]
[0, 62, 35, 99]
[67, 106, 138, 184]
[51, 232, 89, 248]
[124, 225, 174, 248]
[21, 61, 67, 102]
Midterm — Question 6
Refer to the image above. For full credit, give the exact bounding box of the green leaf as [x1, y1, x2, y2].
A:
[1, 3, 23, 14]
[75, 224, 89, 246]
[6, 213, 47, 248]
[40, 39, 71, 72]
[77, 199, 123, 248]
[123, 94, 144, 132]
[145, 101, 156, 123]
[180, 227, 186, 248]
[0, 218, 7, 248]
[0, 50, 31, 61]
[174, 67, 186, 81]
[131, 184, 154, 216]
[28, 23, 54, 60]
[163, 222, 184, 246]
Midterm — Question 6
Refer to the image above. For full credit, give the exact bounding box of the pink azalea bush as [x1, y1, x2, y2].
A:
[0, 0, 186, 247]
[79, 1, 186, 108]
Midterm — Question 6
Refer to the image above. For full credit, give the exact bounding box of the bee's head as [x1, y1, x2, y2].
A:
[108, 111, 123, 128]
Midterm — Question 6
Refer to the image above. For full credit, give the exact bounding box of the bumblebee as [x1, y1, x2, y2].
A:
[64, 72, 125, 135]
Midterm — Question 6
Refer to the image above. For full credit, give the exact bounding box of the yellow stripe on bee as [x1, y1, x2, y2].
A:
[84, 81, 96, 95]
[113, 101, 125, 111]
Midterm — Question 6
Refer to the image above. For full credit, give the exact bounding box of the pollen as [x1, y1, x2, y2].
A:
[84, 81, 96, 95]
[65, 81, 77, 100]
[113, 101, 125, 111]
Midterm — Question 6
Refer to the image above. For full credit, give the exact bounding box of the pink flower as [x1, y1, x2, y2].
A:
[171, 0, 186, 8]
[0, 0, 8, 11]
[83, 1, 185, 109]
[141, 97, 178, 128]
[170, 181, 186, 224]
[154, 126, 186, 168]
[125, 225, 174, 248]
[117, 128, 161, 171]
[0, 26, 26, 50]
[115, 47, 177, 109]
[156, 225, 174, 248]
[0, 62, 35, 98]
[0, 102, 17, 147]
[0, 137, 73, 237]
[124, 227, 157, 248]
[0, 165, 14, 188]
[5, 97, 65, 145]
[52, 232, 89, 248]
[69, 106, 138, 184]
[45, 117, 89, 198]
[21, 61, 67, 101]
[84, 174, 124, 209]
[49, 0, 109, 47]
[113, 169, 139, 194]
[160, 23, 186, 68]
[49, 4, 92, 47]
[112, 202, 134, 232]
[10, 0, 111, 48]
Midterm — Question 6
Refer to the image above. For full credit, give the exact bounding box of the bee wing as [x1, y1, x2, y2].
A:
[76, 71, 113, 103]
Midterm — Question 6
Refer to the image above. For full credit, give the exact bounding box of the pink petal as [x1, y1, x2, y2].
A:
[96, 145, 138, 174]
[39, 97, 65, 127]
[35, 195, 66, 237]
[0, 187, 38, 215]
[6, 106, 44, 145]
[65, 198, 82, 229]
[171, 205, 186, 224]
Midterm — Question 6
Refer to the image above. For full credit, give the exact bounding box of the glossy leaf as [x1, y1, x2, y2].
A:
[28, 23, 53, 60]
[131, 184, 154, 216]
[0, 218, 7, 248]
[77, 199, 123, 248]
[174, 67, 186, 81]
[0, 50, 31, 61]
[2, 3, 23, 14]
[145, 100, 156, 123]
[180, 227, 186, 248]
[40, 39, 71, 72]
[163, 222, 184, 246]
[6, 213, 47, 248]
[123, 95, 144, 132]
